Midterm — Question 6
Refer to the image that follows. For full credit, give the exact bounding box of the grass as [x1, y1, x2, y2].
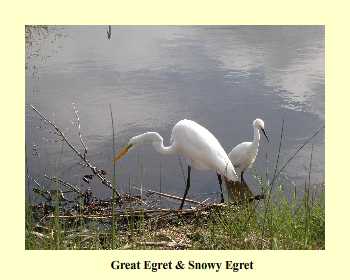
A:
[25, 109, 324, 250]
[25, 180, 324, 250]
[25, 27, 325, 250]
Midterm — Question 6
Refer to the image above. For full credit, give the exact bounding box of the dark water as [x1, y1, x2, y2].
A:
[26, 26, 324, 206]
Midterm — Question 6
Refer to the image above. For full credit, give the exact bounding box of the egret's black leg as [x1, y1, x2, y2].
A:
[241, 171, 246, 185]
[179, 165, 191, 209]
[217, 173, 224, 203]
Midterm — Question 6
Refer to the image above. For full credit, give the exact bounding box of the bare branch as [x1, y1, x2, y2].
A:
[30, 105, 120, 198]
[72, 103, 88, 159]
[132, 186, 203, 205]
[44, 174, 83, 195]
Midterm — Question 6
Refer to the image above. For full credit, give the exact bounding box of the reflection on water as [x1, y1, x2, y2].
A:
[26, 26, 324, 204]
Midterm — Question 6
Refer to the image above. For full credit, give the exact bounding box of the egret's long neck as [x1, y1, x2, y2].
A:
[252, 126, 260, 148]
[133, 132, 175, 155]
[152, 134, 175, 155]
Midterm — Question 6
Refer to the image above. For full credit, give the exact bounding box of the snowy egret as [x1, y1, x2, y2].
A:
[228, 118, 269, 184]
[113, 119, 239, 209]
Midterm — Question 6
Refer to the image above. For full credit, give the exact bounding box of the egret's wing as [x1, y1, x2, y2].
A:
[173, 120, 238, 181]
[229, 142, 250, 162]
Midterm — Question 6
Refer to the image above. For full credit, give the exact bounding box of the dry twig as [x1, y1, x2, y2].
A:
[72, 103, 88, 159]
[145, 188, 203, 205]
[30, 105, 120, 198]
[44, 174, 83, 195]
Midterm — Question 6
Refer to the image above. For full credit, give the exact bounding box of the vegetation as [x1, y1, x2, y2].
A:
[25, 28, 324, 250]
[25, 104, 324, 250]
[25, 107, 324, 250]
[25, 180, 324, 250]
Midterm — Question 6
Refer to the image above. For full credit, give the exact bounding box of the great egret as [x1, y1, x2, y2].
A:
[228, 118, 269, 184]
[113, 119, 239, 209]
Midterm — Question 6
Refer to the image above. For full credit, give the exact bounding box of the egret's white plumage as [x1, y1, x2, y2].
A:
[114, 119, 239, 208]
[118, 119, 238, 181]
[228, 118, 269, 183]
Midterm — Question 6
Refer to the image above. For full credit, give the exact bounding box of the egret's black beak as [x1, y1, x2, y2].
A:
[261, 128, 269, 143]
[113, 143, 133, 163]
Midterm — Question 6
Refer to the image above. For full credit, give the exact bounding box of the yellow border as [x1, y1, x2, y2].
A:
[1, 0, 347, 279]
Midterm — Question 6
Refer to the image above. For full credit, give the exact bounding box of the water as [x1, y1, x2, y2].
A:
[26, 26, 324, 206]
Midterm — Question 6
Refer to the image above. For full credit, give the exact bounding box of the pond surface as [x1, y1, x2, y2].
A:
[26, 26, 324, 206]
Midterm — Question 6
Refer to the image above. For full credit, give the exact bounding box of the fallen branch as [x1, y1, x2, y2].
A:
[145, 188, 203, 205]
[200, 198, 211, 204]
[44, 203, 228, 220]
[32, 187, 69, 202]
[44, 174, 83, 195]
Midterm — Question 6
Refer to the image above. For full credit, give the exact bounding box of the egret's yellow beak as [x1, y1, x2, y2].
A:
[113, 143, 133, 163]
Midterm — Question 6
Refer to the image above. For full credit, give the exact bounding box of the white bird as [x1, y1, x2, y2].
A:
[228, 118, 269, 184]
[113, 119, 239, 209]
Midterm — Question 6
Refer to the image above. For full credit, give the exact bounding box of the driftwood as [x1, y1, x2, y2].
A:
[138, 187, 203, 205]
[44, 202, 227, 220]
